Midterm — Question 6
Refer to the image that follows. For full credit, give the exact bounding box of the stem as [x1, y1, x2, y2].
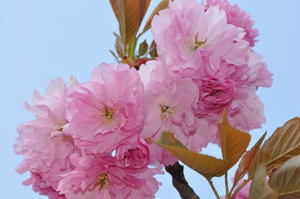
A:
[166, 162, 200, 199]
[206, 178, 221, 199]
[127, 38, 137, 60]
[225, 173, 229, 199]
[230, 178, 251, 199]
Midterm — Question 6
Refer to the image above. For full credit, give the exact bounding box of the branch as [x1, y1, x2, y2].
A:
[165, 162, 200, 199]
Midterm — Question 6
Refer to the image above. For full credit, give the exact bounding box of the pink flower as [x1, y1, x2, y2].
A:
[228, 50, 272, 131]
[235, 182, 250, 199]
[14, 78, 77, 198]
[194, 55, 272, 128]
[115, 137, 150, 169]
[141, 61, 198, 139]
[193, 75, 236, 117]
[151, 0, 249, 76]
[150, 0, 272, 145]
[190, 50, 272, 143]
[227, 87, 266, 132]
[139, 61, 213, 160]
[23, 172, 66, 199]
[67, 63, 144, 154]
[22, 78, 69, 131]
[205, 0, 259, 46]
[57, 155, 161, 199]
[243, 50, 273, 88]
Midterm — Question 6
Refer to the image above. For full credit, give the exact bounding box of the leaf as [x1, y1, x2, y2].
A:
[249, 118, 300, 177]
[110, 0, 151, 46]
[109, 50, 119, 61]
[113, 32, 124, 57]
[142, 0, 169, 34]
[138, 40, 148, 57]
[218, 111, 251, 169]
[155, 112, 251, 178]
[233, 132, 267, 186]
[155, 132, 230, 178]
[149, 41, 158, 58]
[269, 155, 300, 199]
[250, 165, 278, 199]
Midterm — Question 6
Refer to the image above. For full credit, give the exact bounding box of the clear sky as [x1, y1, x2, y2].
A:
[1, 0, 300, 198]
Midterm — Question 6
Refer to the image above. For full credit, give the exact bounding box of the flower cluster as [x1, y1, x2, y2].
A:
[151, 0, 272, 145]
[15, 0, 271, 198]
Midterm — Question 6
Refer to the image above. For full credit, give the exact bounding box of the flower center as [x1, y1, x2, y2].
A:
[161, 105, 170, 113]
[95, 173, 108, 190]
[55, 121, 68, 132]
[102, 106, 115, 121]
[51, 121, 70, 140]
[160, 104, 173, 120]
[191, 32, 207, 51]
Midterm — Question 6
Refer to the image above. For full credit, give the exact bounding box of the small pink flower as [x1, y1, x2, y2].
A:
[115, 137, 150, 169]
[58, 155, 161, 199]
[23, 172, 66, 199]
[141, 62, 198, 137]
[67, 63, 144, 154]
[152, 0, 249, 76]
[205, 0, 259, 46]
[192, 61, 240, 118]
[14, 78, 77, 198]
[139, 61, 213, 161]
[193, 76, 236, 117]
[190, 49, 272, 142]
[23, 78, 69, 132]
[243, 50, 273, 88]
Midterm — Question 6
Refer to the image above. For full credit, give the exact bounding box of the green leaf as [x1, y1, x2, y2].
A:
[109, 50, 119, 61]
[250, 165, 278, 199]
[249, 118, 300, 177]
[138, 40, 148, 57]
[269, 155, 300, 199]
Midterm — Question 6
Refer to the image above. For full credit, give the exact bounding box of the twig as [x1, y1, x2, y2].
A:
[225, 172, 229, 199]
[165, 162, 200, 199]
[206, 177, 221, 199]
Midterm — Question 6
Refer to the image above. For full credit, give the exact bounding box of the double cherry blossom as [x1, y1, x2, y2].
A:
[15, 0, 272, 198]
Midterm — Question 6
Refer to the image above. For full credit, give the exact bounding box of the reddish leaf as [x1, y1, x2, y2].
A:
[218, 111, 251, 169]
[233, 132, 267, 186]
[249, 118, 300, 177]
[110, 0, 151, 45]
[155, 132, 230, 178]
[142, 0, 169, 34]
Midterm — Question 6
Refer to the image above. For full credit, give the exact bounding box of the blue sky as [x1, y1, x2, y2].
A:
[1, 0, 300, 198]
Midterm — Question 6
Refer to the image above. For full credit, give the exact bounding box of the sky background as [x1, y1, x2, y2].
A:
[1, 0, 300, 198]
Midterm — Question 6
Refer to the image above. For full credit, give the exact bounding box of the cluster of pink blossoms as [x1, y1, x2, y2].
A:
[15, 0, 272, 198]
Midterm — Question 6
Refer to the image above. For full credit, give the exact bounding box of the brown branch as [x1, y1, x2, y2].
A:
[165, 162, 200, 199]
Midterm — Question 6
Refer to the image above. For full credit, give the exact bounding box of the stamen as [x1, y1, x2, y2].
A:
[160, 105, 170, 113]
[56, 121, 68, 132]
[103, 106, 115, 121]
[95, 173, 108, 190]
[191, 32, 207, 51]
[160, 104, 173, 120]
